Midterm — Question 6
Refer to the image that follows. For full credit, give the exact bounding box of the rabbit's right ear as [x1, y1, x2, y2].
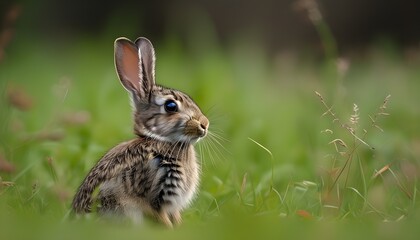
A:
[114, 38, 147, 104]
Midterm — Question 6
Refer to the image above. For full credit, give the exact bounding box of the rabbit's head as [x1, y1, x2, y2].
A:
[114, 37, 209, 144]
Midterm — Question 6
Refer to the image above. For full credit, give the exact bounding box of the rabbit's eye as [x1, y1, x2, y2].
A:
[164, 100, 178, 113]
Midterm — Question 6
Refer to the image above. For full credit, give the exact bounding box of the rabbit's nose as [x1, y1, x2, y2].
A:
[198, 116, 209, 137]
[199, 116, 209, 129]
[198, 124, 207, 137]
[185, 116, 209, 139]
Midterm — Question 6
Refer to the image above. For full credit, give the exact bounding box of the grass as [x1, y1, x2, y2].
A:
[1, 30, 420, 239]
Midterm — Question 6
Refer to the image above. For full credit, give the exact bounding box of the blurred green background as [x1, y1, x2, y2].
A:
[1, 0, 420, 239]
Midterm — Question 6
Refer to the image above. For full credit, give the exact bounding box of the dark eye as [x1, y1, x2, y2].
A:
[164, 100, 178, 113]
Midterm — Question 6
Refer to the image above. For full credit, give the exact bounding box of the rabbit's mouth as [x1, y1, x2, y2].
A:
[161, 134, 204, 145]
[174, 129, 207, 144]
[184, 117, 209, 140]
[141, 126, 207, 144]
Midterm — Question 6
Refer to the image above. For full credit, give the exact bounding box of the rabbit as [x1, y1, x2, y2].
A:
[71, 37, 209, 227]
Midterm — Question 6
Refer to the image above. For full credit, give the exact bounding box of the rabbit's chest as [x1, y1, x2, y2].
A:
[108, 154, 199, 213]
[152, 158, 198, 212]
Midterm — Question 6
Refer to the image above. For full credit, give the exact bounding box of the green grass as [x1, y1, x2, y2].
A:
[1, 34, 420, 239]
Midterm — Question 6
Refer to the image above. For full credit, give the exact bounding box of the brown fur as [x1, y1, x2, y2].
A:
[71, 37, 208, 227]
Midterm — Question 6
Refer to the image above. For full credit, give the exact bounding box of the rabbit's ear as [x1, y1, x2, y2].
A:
[114, 38, 146, 103]
[135, 37, 156, 92]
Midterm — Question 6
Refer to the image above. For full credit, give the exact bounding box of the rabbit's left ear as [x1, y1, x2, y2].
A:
[114, 37, 143, 102]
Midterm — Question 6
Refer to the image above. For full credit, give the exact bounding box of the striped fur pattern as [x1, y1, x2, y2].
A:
[71, 37, 209, 227]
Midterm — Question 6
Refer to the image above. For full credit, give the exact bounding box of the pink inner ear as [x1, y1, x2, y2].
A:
[117, 42, 141, 93]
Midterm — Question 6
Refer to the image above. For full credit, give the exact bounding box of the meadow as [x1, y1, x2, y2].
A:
[1, 29, 420, 239]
